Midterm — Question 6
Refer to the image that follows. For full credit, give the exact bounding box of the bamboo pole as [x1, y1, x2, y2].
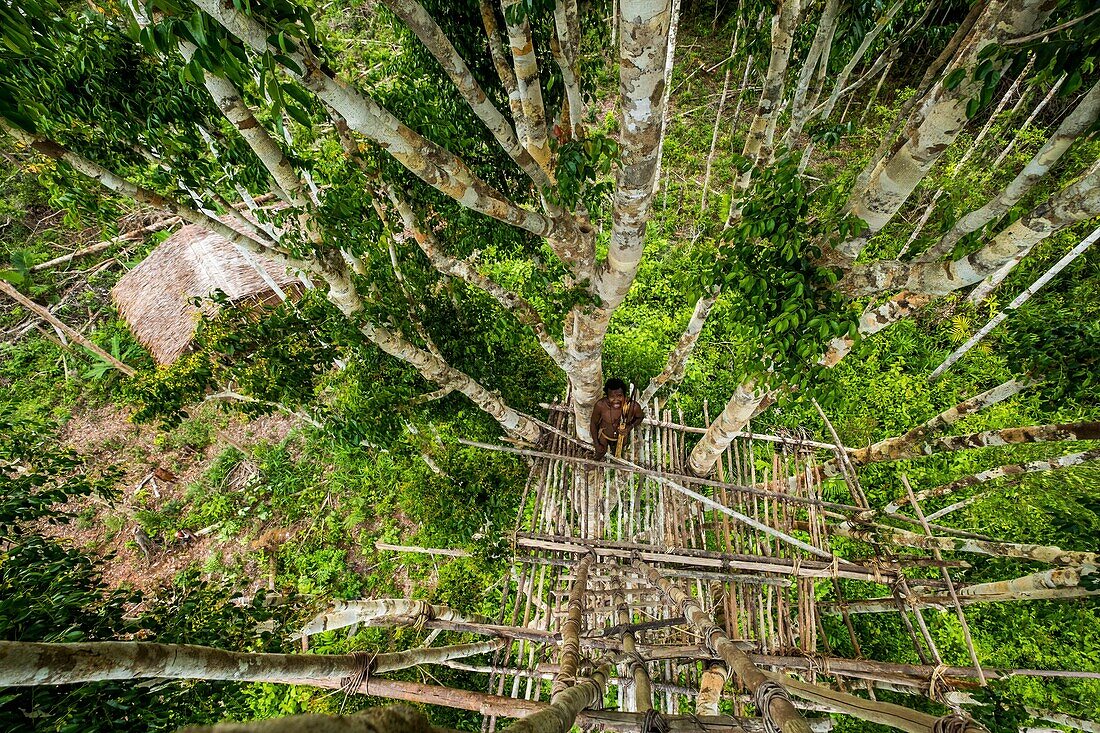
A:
[552, 552, 594, 697]
[515, 533, 897, 583]
[633, 557, 812, 733]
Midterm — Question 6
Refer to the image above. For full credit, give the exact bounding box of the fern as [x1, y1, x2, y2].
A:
[949, 315, 972, 344]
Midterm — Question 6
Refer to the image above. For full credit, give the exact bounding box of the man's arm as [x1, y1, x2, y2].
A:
[626, 402, 644, 430]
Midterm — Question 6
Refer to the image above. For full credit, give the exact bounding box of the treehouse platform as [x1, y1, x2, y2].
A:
[367, 400, 1099, 733]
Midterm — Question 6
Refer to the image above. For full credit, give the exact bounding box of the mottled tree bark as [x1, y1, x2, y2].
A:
[501, 0, 552, 170]
[929, 78, 1100, 260]
[818, 292, 932, 367]
[0, 640, 501, 687]
[568, 0, 672, 440]
[841, 159, 1100, 296]
[884, 448, 1100, 514]
[688, 382, 768, 476]
[640, 292, 718, 405]
[739, 0, 800, 178]
[842, 0, 1055, 260]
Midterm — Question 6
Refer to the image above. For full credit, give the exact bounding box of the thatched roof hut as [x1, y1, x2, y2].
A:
[112, 223, 302, 365]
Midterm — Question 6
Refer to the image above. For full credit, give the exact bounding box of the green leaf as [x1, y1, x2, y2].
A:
[944, 67, 967, 90]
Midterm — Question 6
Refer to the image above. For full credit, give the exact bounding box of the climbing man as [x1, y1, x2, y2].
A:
[590, 378, 644, 460]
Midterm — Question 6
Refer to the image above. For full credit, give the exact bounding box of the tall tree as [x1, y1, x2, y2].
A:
[1, 0, 1097, 474]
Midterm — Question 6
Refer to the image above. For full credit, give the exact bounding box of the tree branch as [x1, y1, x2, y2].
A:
[818, 291, 932, 367]
[928, 78, 1100, 260]
[500, 0, 552, 170]
[639, 291, 718, 405]
[551, 0, 584, 139]
[384, 186, 569, 369]
[379, 0, 554, 190]
[478, 0, 527, 143]
[191, 0, 553, 238]
[883, 448, 1100, 514]
[0, 120, 312, 272]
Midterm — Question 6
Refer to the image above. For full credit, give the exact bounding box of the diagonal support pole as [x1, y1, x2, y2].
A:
[632, 556, 812, 733]
[901, 475, 987, 686]
[553, 551, 595, 698]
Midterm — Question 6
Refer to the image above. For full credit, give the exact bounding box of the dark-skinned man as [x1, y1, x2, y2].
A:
[590, 378, 644, 460]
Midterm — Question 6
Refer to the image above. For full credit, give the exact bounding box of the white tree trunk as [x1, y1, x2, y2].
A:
[929, 225, 1099, 380]
[640, 292, 718, 405]
[651, 0, 681, 194]
[739, 0, 800, 173]
[781, 0, 840, 148]
[687, 382, 766, 476]
[842, 0, 1054, 260]
[932, 77, 1100, 260]
[569, 0, 673, 440]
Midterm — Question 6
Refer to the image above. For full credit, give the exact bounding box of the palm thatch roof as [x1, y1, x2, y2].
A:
[112, 223, 302, 365]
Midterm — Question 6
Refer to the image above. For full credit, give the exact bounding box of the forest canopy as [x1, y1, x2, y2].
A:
[0, 0, 1098, 730]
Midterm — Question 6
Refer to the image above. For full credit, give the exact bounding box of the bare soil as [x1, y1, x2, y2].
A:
[40, 402, 299, 605]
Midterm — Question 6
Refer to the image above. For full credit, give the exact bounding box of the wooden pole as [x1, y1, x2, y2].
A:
[901, 476, 987, 685]
[614, 589, 652, 712]
[511, 665, 610, 733]
[633, 557, 813, 733]
[515, 533, 898, 584]
[772, 674, 988, 733]
[552, 552, 594, 697]
[457, 438, 861, 511]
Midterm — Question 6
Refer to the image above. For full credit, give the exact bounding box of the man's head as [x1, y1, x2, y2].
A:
[604, 378, 628, 408]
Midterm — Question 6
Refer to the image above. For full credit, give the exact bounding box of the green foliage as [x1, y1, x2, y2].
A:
[545, 132, 618, 216]
[0, 418, 302, 732]
[695, 153, 863, 388]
